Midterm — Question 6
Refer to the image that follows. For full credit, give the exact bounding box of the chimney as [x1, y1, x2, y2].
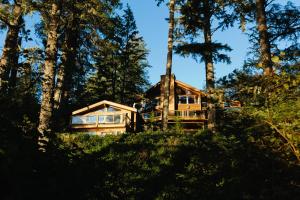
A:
[160, 74, 176, 111]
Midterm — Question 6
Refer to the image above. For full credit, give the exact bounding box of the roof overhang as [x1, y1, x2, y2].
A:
[72, 100, 137, 115]
[175, 80, 207, 96]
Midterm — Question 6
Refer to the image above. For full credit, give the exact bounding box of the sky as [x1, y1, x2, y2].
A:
[122, 0, 249, 89]
[122, 0, 299, 89]
[0, 1, 298, 90]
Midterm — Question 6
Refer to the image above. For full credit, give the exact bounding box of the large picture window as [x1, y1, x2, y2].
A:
[98, 114, 123, 124]
[72, 115, 97, 124]
[72, 114, 123, 124]
[178, 95, 197, 104]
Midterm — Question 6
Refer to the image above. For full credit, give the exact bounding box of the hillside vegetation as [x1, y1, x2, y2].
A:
[1, 110, 299, 200]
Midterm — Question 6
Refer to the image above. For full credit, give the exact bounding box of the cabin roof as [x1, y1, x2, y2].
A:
[146, 79, 207, 96]
[72, 100, 137, 115]
[175, 80, 207, 96]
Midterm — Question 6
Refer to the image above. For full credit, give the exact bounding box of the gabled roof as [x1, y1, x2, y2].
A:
[175, 80, 207, 96]
[146, 79, 207, 96]
[72, 100, 137, 115]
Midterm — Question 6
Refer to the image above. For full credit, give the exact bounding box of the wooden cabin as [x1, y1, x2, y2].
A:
[140, 74, 208, 129]
[71, 100, 137, 135]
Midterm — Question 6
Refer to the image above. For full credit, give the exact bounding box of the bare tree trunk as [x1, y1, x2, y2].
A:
[53, 15, 79, 130]
[54, 16, 79, 111]
[54, 59, 67, 110]
[9, 36, 22, 90]
[203, 0, 215, 131]
[121, 59, 127, 104]
[37, 2, 60, 150]
[112, 58, 117, 101]
[256, 0, 272, 76]
[162, 0, 175, 131]
[0, 2, 22, 92]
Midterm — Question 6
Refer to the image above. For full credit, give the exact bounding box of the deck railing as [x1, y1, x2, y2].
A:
[142, 110, 207, 121]
[71, 113, 126, 125]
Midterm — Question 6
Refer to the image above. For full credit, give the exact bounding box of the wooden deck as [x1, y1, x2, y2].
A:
[141, 110, 207, 123]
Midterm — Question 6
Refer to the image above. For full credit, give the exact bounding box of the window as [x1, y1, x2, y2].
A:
[178, 96, 187, 104]
[72, 116, 83, 124]
[107, 106, 120, 112]
[98, 116, 105, 123]
[97, 107, 107, 112]
[188, 97, 195, 104]
[114, 115, 121, 123]
[178, 95, 197, 104]
[71, 116, 96, 124]
[106, 115, 114, 123]
[87, 116, 96, 123]
[98, 114, 123, 124]
[97, 106, 120, 112]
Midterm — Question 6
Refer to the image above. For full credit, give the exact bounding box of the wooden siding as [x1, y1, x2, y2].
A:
[177, 104, 201, 111]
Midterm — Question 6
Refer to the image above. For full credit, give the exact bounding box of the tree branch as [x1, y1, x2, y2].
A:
[265, 120, 300, 162]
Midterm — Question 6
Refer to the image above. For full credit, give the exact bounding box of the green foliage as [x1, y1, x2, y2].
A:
[241, 0, 300, 70]
[0, 1, 299, 199]
[81, 5, 150, 107]
[217, 63, 300, 161]
[175, 42, 232, 64]
[1, 125, 299, 199]
[175, 0, 234, 66]
[172, 116, 184, 134]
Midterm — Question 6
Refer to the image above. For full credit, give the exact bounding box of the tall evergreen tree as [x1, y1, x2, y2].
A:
[82, 5, 149, 107]
[155, 0, 176, 131]
[117, 5, 149, 104]
[35, 0, 120, 133]
[175, 0, 233, 130]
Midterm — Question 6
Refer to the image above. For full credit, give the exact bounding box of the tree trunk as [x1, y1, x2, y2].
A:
[162, 0, 175, 131]
[256, 0, 272, 75]
[203, 0, 215, 131]
[121, 58, 127, 104]
[37, 2, 60, 150]
[112, 58, 117, 101]
[54, 16, 79, 111]
[53, 15, 79, 130]
[9, 36, 22, 90]
[203, 0, 214, 91]
[0, 2, 22, 92]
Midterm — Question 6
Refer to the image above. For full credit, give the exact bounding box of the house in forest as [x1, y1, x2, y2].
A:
[71, 100, 137, 135]
[139, 74, 209, 130]
[70, 75, 240, 134]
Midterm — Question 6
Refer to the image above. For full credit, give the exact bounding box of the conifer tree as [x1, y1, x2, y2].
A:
[156, 0, 176, 131]
[117, 5, 149, 104]
[82, 5, 149, 107]
[175, 0, 233, 130]
[0, 0, 24, 92]
[231, 1, 299, 74]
